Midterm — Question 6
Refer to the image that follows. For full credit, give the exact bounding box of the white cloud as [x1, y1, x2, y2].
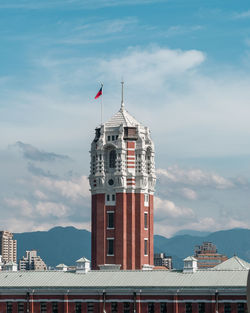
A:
[35, 201, 70, 217]
[34, 190, 47, 200]
[157, 166, 234, 189]
[154, 214, 250, 237]
[154, 196, 195, 219]
[0, 217, 91, 233]
[181, 187, 197, 200]
[99, 47, 205, 87]
[5, 198, 33, 217]
[35, 175, 90, 201]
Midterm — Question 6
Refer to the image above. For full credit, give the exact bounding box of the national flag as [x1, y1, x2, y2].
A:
[95, 85, 103, 99]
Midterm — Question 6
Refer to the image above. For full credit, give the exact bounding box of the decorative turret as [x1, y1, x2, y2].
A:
[183, 256, 198, 273]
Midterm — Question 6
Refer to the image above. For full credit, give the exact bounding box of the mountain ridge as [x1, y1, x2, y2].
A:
[14, 226, 250, 269]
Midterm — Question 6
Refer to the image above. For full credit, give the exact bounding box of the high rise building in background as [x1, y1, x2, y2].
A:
[19, 250, 47, 271]
[89, 84, 156, 270]
[194, 241, 228, 268]
[0, 231, 17, 263]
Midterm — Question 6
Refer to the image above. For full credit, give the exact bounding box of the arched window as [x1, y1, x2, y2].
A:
[109, 150, 116, 168]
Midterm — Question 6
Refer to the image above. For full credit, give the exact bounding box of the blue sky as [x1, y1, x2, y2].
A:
[1, 0, 250, 237]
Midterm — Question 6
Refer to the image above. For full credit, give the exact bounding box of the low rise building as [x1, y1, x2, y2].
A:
[194, 241, 228, 268]
[154, 253, 172, 269]
[0, 256, 248, 313]
[3, 261, 17, 272]
[19, 250, 47, 271]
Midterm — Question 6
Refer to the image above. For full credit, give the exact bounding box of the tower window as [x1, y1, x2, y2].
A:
[144, 194, 149, 206]
[112, 194, 116, 201]
[116, 135, 118, 140]
[144, 239, 148, 256]
[109, 150, 116, 168]
[112, 135, 115, 141]
[144, 213, 148, 229]
[107, 194, 110, 202]
[107, 212, 114, 229]
[107, 238, 114, 255]
[108, 136, 111, 141]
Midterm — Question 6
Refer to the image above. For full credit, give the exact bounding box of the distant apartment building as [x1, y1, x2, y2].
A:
[154, 253, 172, 269]
[0, 231, 17, 263]
[194, 241, 228, 268]
[19, 250, 47, 271]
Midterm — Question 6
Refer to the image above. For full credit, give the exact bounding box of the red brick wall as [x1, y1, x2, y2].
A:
[0, 293, 247, 313]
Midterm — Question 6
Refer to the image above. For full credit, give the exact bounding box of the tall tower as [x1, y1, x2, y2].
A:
[0, 231, 17, 263]
[89, 86, 156, 270]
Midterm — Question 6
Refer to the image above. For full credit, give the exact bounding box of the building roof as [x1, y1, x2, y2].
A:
[76, 257, 90, 263]
[212, 256, 250, 271]
[105, 107, 141, 128]
[0, 268, 247, 290]
[56, 264, 68, 268]
[184, 256, 197, 261]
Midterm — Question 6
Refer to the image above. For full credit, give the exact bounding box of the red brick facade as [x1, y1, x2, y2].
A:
[91, 191, 154, 270]
[0, 292, 246, 313]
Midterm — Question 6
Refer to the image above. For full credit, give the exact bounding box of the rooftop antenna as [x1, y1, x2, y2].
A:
[121, 80, 124, 109]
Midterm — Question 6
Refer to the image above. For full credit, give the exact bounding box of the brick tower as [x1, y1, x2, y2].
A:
[89, 85, 156, 270]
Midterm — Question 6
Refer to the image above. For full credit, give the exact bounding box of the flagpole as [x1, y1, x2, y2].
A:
[101, 83, 103, 125]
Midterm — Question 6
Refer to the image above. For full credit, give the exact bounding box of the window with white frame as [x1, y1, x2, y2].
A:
[106, 193, 116, 205]
[107, 212, 114, 229]
[107, 238, 114, 255]
[144, 238, 148, 256]
[144, 212, 148, 229]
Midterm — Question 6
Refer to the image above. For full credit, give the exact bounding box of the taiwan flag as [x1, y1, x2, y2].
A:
[95, 85, 103, 99]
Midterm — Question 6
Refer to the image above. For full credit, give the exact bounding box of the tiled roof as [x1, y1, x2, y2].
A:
[0, 269, 247, 289]
[105, 107, 141, 128]
[212, 256, 250, 271]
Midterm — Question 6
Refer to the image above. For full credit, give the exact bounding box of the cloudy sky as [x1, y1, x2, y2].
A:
[1, 0, 250, 237]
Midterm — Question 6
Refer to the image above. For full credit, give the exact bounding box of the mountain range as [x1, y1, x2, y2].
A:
[14, 227, 250, 269]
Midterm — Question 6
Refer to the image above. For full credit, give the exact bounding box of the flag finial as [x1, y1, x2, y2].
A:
[121, 80, 124, 109]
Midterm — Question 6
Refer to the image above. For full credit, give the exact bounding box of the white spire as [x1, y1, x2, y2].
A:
[121, 80, 124, 110]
